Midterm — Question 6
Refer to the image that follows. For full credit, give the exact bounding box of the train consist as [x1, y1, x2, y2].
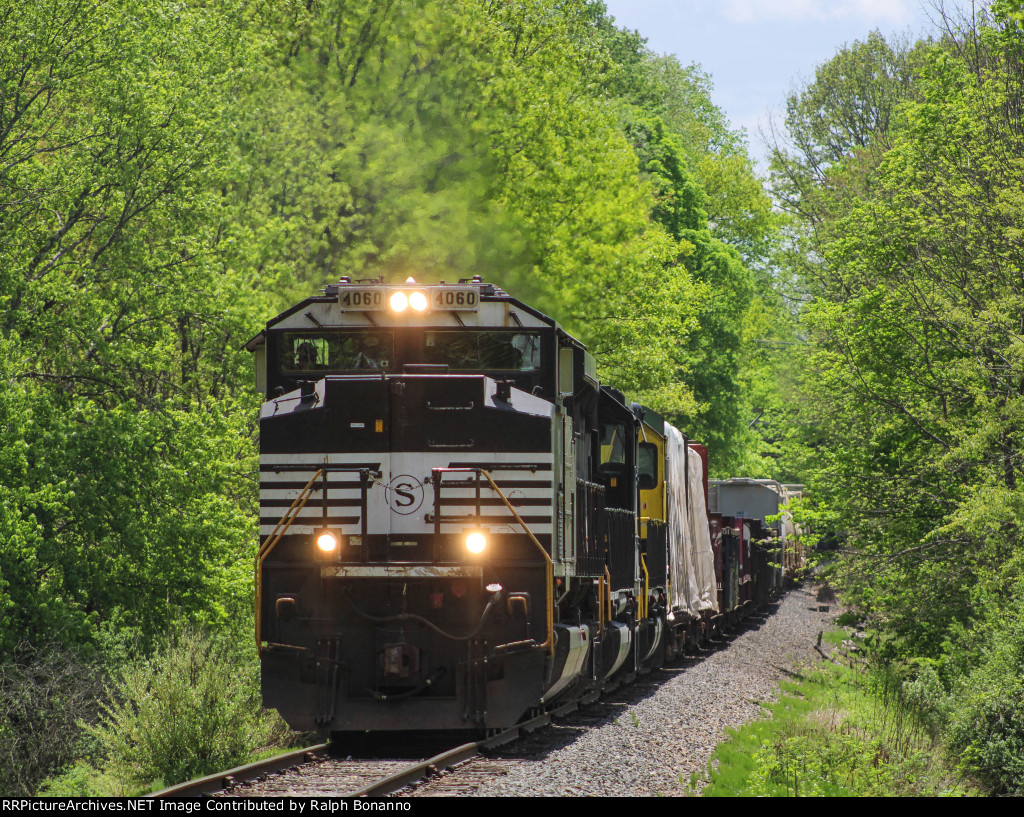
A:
[246, 278, 803, 736]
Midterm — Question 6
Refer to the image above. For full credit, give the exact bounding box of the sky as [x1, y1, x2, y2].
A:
[601, 0, 983, 167]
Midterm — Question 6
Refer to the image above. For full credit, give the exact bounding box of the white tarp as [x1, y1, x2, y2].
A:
[687, 446, 718, 614]
[665, 424, 719, 616]
[781, 484, 802, 544]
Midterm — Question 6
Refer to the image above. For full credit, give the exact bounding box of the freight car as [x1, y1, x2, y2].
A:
[245, 277, 800, 736]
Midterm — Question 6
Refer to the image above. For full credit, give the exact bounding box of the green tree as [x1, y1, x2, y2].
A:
[238, 0, 708, 415]
[771, 14, 1024, 655]
[0, 0, 269, 654]
[587, 2, 783, 472]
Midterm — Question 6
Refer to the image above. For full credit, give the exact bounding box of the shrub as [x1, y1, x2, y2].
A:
[36, 761, 123, 798]
[901, 663, 950, 738]
[0, 645, 106, 796]
[948, 691, 1024, 794]
[89, 629, 291, 791]
[946, 609, 1024, 794]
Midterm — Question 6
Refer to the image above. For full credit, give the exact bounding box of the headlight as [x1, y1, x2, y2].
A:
[409, 290, 428, 311]
[389, 291, 409, 312]
[465, 530, 487, 554]
[316, 530, 338, 553]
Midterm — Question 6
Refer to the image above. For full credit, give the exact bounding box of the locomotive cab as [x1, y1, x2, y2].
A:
[637, 408, 668, 622]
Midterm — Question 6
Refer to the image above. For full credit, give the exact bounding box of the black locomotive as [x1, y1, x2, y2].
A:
[246, 277, 801, 735]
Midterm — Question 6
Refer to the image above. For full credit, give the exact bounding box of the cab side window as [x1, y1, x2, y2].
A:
[599, 422, 627, 478]
[637, 442, 659, 490]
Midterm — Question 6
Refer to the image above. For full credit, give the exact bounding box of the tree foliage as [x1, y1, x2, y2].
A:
[591, 3, 779, 470]
[0, 0, 267, 654]
[770, 3, 1024, 790]
[775, 11, 1024, 641]
[0, 0, 781, 792]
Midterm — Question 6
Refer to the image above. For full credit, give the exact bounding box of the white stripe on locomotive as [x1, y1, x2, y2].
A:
[259, 451, 554, 536]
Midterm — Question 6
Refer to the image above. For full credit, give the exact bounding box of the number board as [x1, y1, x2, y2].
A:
[432, 287, 478, 311]
[336, 286, 480, 311]
[337, 288, 386, 311]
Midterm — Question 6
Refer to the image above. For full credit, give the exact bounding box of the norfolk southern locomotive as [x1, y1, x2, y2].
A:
[246, 277, 802, 735]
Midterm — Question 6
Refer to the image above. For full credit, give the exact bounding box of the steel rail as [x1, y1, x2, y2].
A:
[345, 741, 481, 797]
[148, 701, 579, 798]
[147, 588, 790, 799]
[148, 743, 329, 798]
[345, 700, 580, 797]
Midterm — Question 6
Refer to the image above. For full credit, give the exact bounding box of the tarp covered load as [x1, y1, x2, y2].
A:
[781, 483, 803, 544]
[665, 424, 718, 616]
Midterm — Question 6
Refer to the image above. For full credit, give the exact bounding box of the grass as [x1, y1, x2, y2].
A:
[692, 632, 975, 797]
[821, 629, 847, 646]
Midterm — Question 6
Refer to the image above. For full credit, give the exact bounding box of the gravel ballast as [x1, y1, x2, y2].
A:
[443, 586, 838, 797]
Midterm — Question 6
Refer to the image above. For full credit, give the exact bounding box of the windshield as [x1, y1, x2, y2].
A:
[280, 331, 394, 373]
[424, 331, 542, 371]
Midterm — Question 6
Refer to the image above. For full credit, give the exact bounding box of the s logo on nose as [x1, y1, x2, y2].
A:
[386, 475, 424, 514]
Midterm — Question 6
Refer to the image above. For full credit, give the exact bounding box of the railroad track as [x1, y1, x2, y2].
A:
[147, 744, 330, 797]
[148, 695, 599, 798]
[151, 601, 785, 798]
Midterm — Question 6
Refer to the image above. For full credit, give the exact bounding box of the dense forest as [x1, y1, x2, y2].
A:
[1, 0, 1022, 796]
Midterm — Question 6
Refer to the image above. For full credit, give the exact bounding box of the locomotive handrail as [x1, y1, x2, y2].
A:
[255, 468, 323, 649]
[605, 566, 612, 624]
[255, 465, 377, 649]
[638, 513, 660, 610]
[640, 553, 649, 619]
[430, 466, 554, 656]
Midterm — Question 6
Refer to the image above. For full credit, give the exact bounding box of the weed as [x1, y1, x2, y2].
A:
[698, 643, 973, 797]
[835, 611, 861, 627]
[821, 629, 847, 646]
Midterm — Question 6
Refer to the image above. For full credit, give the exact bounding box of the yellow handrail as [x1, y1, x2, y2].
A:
[256, 465, 555, 657]
[640, 553, 649, 619]
[474, 469, 554, 656]
[254, 469, 324, 649]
